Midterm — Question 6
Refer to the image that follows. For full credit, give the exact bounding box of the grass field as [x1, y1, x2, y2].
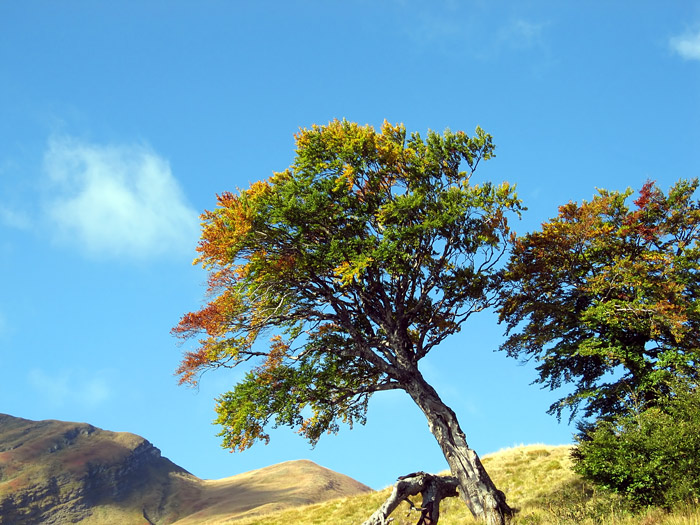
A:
[3, 417, 698, 525]
[225, 444, 700, 525]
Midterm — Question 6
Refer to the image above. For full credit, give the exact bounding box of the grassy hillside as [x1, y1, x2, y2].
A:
[222, 445, 700, 525]
[71, 460, 373, 525]
[170, 460, 372, 524]
[0, 414, 371, 525]
[0, 414, 187, 524]
[3, 415, 698, 524]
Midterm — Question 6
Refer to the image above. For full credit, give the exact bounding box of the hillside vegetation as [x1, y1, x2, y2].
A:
[3, 414, 699, 524]
[227, 445, 700, 525]
[0, 414, 370, 524]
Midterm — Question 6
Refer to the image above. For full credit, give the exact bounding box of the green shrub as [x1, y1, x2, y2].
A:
[572, 386, 700, 508]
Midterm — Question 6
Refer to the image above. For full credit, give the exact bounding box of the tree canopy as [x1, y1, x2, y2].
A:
[173, 119, 521, 523]
[572, 383, 700, 508]
[498, 179, 700, 421]
[174, 119, 522, 447]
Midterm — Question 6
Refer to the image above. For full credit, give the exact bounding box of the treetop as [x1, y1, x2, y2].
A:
[174, 119, 522, 450]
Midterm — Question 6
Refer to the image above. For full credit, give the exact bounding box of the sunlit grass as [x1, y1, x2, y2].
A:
[228, 444, 700, 525]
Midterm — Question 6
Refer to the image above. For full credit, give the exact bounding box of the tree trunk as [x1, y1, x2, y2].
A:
[405, 371, 512, 525]
[361, 472, 458, 525]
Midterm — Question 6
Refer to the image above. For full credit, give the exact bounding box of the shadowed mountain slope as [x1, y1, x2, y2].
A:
[0, 414, 372, 524]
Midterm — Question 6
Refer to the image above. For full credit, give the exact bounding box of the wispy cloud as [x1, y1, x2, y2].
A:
[43, 137, 199, 260]
[0, 205, 31, 230]
[28, 368, 113, 409]
[497, 19, 547, 50]
[670, 28, 700, 61]
[399, 6, 550, 65]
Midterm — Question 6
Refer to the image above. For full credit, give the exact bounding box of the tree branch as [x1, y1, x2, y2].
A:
[362, 472, 459, 525]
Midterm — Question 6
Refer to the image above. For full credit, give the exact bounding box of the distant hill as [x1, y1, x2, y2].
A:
[218, 444, 584, 525]
[0, 414, 372, 525]
[221, 444, 700, 525]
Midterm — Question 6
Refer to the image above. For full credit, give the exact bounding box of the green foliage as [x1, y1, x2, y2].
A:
[573, 386, 700, 509]
[498, 179, 700, 421]
[174, 119, 523, 452]
[499, 179, 700, 511]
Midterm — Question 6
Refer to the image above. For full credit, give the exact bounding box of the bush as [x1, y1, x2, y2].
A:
[572, 386, 700, 508]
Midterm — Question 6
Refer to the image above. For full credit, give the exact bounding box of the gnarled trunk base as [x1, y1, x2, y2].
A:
[406, 373, 513, 524]
[362, 472, 459, 525]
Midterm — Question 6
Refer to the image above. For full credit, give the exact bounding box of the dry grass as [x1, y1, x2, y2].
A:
[170, 460, 372, 524]
[3, 414, 698, 524]
[0, 414, 371, 525]
[222, 445, 700, 525]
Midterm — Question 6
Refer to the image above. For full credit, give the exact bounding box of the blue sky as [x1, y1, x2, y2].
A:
[1, 1, 699, 490]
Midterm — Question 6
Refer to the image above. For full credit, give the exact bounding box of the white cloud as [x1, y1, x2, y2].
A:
[28, 368, 113, 409]
[43, 137, 199, 260]
[670, 29, 700, 61]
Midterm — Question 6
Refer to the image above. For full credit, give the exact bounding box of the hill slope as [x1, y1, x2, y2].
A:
[171, 460, 373, 524]
[214, 444, 580, 525]
[224, 444, 700, 525]
[0, 414, 371, 524]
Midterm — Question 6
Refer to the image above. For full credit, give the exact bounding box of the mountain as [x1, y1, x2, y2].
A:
[0, 414, 372, 525]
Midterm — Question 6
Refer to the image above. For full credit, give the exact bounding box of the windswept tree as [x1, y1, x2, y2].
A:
[174, 120, 522, 524]
[498, 179, 700, 422]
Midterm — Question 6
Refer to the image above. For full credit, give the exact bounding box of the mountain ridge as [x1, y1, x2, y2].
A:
[0, 413, 372, 524]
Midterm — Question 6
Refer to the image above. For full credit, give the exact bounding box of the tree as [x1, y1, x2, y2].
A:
[173, 120, 522, 524]
[572, 383, 700, 508]
[498, 179, 700, 422]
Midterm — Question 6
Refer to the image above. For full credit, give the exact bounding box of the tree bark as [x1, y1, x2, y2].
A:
[404, 371, 512, 525]
[361, 472, 459, 525]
